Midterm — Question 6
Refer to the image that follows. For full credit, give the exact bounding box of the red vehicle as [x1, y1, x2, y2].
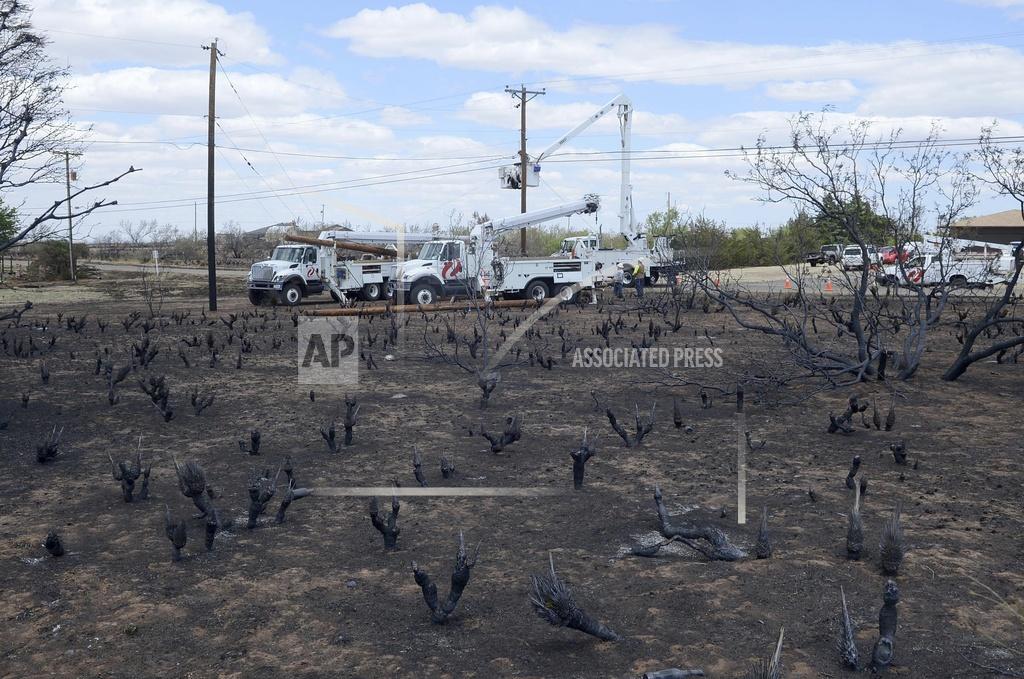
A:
[880, 245, 915, 265]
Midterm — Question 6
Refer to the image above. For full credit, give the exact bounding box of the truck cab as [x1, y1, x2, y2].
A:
[247, 244, 323, 305]
[397, 238, 478, 305]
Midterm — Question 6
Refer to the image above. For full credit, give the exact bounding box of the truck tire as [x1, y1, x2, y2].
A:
[411, 282, 436, 306]
[524, 279, 550, 302]
[949, 274, 968, 288]
[384, 280, 396, 299]
[621, 270, 634, 285]
[809, 260, 817, 268]
[827, 256, 837, 265]
[554, 284, 576, 302]
[280, 281, 303, 306]
[649, 271, 660, 285]
[362, 282, 383, 301]
[248, 290, 265, 306]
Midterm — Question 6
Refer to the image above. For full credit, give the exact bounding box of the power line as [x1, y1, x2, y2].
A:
[217, 58, 318, 223]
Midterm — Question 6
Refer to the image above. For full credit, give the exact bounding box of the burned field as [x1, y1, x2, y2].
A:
[1, 289, 1022, 679]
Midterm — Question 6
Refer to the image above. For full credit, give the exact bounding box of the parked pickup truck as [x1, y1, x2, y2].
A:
[806, 244, 843, 267]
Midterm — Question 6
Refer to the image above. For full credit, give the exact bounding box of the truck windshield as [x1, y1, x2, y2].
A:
[271, 247, 304, 263]
[418, 242, 448, 260]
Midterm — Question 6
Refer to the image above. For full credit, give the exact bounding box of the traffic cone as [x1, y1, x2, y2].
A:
[783, 278, 793, 290]
[825, 279, 834, 293]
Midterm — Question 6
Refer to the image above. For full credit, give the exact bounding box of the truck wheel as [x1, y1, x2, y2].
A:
[828, 256, 837, 265]
[809, 260, 817, 268]
[555, 284, 576, 302]
[649, 271, 660, 285]
[525, 280, 550, 302]
[411, 283, 436, 306]
[362, 282, 383, 301]
[621, 270, 634, 285]
[384, 280, 396, 299]
[248, 290, 265, 306]
[949, 274, 968, 288]
[280, 281, 303, 306]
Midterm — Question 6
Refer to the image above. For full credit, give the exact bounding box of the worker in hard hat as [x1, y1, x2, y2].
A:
[633, 260, 646, 298]
[613, 262, 625, 299]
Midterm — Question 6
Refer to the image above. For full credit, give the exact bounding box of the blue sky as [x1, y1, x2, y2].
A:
[15, 0, 1024, 240]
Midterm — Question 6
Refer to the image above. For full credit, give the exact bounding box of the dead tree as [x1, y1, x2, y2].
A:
[139, 375, 174, 421]
[845, 455, 861, 489]
[744, 627, 784, 679]
[247, 467, 280, 528]
[890, 441, 907, 465]
[870, 580, 900, 673]
[105, 362, 131, 406]
[174, 458, 213, 518]
[653, 486, 746, 561]
[529, 553, 619, 642]
[238, 429, 261, 455]
[440, 454, 455, 480]
[275, 481, 311, 524]
[480, 414, 521, 453]
[837, 586, 860, 670]
[606, 403, 655, 448]
[412, 448, 427, 487]
[107, 440, 150, 502]
[44, 531, 64, 557]
[828, 395, 868, 435]
[35, 425, 62, 463]
[0, 2, 140, 254]
[369, 494, 401, 550]
[847, 480, 864, 561]
[164, 505, 188, 562]
[205, 508, 221, 552]
[320, 420, 339, 453]
[879, 502, 905, 575]
[570, 429, 595, 490]
[412, 531, 480, 624]
[342, 394, 359, 446]
[190, 388, 214, 415]
[944, 127, 1024, 381]
[754, 507, 772, 559]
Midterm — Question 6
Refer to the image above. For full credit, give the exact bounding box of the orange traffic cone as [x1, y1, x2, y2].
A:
[825, 279, 834, 293]
[783, 278, 793, 290]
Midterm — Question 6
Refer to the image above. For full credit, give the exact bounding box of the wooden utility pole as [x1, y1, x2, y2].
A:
[505, 84, 545, 255]
[64, 151, 76, 282]
[203, 39, 222, 311]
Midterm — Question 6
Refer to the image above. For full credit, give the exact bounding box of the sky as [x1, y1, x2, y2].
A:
[13, 0, 1024, 240]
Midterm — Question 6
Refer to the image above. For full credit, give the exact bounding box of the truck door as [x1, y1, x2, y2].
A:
[304, 247, 319, 282]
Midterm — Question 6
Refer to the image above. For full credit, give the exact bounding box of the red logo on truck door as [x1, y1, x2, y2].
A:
[441, 259, 463, 280]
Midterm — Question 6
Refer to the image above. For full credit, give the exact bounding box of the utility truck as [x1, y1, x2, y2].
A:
[246, 230, 433, 305]
[397, 195, 602, 306]
[501, 94, 673, 284]
[878, 239, 1016, 288]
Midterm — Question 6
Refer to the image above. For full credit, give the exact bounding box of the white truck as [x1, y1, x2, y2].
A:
[879, 239, 1016, 288]
[397, 196, 602, 305]
[501, 94, 674, 285]
[246, 230, 434, 305]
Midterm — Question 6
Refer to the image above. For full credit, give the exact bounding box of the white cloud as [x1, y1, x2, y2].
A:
[327, 4, 1024, 118]
[764, 79, 859, 102]
[66, 68, 346, 119]
[378, 106, 432, 127]
[32, 0, 279, 67]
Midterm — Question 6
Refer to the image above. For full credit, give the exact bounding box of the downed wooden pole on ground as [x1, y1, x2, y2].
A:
[283, 232, 401, 258]
[305, 299, 541, 316]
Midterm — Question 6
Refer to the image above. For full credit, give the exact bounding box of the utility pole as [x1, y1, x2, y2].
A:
[505, 84, 545, 255]
[203, 39, 223, 311]
[64, 151, 76, 282]
[321, 204, 326, 227]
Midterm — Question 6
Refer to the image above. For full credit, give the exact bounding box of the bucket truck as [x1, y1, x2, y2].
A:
[501, 95, 673, 284]
[246, 230, 434, 306]
[397, 195, 601, 305]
